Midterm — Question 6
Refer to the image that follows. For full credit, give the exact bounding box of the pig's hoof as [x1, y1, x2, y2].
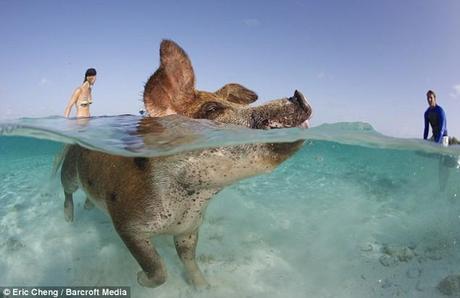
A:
[84, 199, 95, 210]
[193, 279, 211, 291]
[189, 273, 210, 290]
[64, 207, 73, 223]
[137, 271, 166, 288]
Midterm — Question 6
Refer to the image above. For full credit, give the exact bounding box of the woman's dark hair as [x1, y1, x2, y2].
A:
[83, 68, 97, 83]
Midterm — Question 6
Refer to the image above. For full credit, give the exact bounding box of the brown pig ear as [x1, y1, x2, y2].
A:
[143, 40, 196, 116]
[215, 83, 258, 105]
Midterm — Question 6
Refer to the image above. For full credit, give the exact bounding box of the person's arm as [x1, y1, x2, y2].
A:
[64, 88, 81, 117]
[423, 111, 429, 140]
[436, 108, 447, 143]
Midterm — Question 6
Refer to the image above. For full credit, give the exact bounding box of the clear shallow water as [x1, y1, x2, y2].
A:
[1, 115, 460, 297]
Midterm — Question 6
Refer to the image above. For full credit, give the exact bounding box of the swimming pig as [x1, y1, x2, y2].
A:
[60, 40, 312, 288]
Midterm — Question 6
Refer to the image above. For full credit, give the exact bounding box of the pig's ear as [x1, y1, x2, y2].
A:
[143, 40, 196, 116]
[215, 83, 258, 105]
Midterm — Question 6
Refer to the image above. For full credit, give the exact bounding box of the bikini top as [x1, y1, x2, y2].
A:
[77, 93, 93, 107]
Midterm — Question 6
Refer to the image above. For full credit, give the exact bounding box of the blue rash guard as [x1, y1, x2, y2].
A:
[424, 105, 447, 143]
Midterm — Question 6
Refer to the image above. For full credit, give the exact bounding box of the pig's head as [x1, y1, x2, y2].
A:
[143, 40, 312, 185]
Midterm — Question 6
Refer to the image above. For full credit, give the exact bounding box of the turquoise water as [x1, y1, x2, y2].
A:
[1, 116, 460, 297]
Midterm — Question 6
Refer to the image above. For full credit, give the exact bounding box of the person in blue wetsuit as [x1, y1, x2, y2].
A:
[423, 90, 460, 191]
[423, 90, 459, 145]
[424, 90, 447, 143]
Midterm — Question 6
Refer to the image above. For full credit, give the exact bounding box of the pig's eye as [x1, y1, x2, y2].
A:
[206, 104, 218, 112]
[196, 102, 226, 119]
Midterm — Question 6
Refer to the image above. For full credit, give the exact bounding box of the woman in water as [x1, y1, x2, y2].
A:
[64, 68, 97, 118]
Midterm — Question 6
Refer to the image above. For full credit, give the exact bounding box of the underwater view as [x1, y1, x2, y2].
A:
[1, 115, 460, 298]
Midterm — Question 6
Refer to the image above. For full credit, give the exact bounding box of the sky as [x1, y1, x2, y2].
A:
[0, 0, 459, 138]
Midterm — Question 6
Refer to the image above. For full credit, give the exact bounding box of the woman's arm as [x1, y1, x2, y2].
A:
[64, 88, 81, 117]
